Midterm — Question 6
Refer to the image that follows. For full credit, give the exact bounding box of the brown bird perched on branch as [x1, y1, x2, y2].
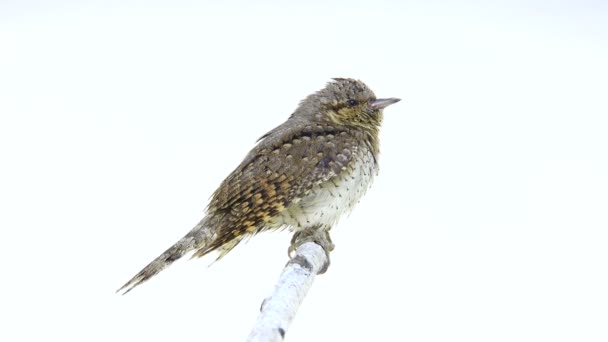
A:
[117, 78, 400, 294]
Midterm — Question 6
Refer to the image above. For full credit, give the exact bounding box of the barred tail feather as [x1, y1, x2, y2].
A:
[116, 236, 194, 294]
[117, 219, 214, 294]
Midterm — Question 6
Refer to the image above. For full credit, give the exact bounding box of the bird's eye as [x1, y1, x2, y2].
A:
[347, 99, 358, 107]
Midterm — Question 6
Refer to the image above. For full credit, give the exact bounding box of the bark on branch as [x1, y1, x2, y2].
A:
[246, 242, 328, 342]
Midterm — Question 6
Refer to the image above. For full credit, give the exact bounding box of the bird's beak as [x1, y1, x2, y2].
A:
[371, 98, 401, 109]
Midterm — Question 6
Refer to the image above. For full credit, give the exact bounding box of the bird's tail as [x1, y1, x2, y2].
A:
[117, 219, 213, 295]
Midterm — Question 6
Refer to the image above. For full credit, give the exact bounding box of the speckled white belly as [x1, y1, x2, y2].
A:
[280, 149, 377, 231]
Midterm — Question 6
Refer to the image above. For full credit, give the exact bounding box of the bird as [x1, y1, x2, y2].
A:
[117, 78, 400, 294]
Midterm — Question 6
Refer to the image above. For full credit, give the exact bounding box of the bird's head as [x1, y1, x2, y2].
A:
[294, 78, 400, 130]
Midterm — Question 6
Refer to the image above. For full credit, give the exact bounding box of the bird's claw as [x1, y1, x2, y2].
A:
[289, 228, 334, 274]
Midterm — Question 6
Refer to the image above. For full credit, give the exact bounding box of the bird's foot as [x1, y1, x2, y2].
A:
[288, 228, 334, 274]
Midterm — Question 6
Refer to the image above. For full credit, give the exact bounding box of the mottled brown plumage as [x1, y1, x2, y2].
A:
[117, 78, 399, 294]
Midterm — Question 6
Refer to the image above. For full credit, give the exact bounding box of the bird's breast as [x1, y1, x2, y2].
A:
[279, 148, 377, 230]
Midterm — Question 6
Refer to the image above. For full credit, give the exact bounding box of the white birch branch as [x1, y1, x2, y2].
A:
[246, 242, 328, 342]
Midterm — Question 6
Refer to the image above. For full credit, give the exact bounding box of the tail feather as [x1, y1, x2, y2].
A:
[116, 234, 197, 294]
[117, 214, 238, 294]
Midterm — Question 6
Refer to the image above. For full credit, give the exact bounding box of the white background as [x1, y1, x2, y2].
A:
[1, 1, 607, 341]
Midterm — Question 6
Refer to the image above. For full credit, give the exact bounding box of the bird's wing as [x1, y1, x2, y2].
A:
[193, 121, 360, 257]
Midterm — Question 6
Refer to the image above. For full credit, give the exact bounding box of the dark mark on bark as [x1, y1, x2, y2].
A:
[260, 298, 267, 312]
[290, 255, 313, 272]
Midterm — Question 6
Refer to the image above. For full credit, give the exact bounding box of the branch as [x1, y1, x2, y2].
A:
[246, 242, 328, 342]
